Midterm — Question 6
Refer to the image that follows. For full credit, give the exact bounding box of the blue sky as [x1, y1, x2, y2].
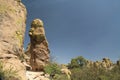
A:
[22, 0, 120, 64]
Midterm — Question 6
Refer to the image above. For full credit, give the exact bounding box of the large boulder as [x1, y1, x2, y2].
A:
[0, 0, 27, 80]
[27, 19, 50, 71]
[102, 58, 113, 68]
[0, 54, 26, 80]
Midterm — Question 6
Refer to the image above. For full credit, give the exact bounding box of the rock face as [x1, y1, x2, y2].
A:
[0, 0, 26, 57]
[0, 54, 26, 80]
[27, 19, 50, 71]
[0, 0, 27, 80]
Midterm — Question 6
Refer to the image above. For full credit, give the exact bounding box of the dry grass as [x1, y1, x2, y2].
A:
[0, 61, 20, 80]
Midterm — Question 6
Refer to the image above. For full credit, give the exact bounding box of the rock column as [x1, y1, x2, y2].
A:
[29, 19, 50, 71]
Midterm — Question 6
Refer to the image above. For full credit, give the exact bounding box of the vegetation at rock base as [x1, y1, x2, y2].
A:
[68, 56, 120, 80]
[44, 61, 71, 80]
[44, 55, 68, 80]
[0, 61, 20, 80]
[44, 62, 61, 75]
[44, 56, 120, 80]
[69, 65, 120, 80]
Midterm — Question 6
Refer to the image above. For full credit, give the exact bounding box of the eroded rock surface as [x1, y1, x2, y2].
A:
[0, 0, 26, 57]
[26, 19, 50, 71]
[0, 0, 27, 80]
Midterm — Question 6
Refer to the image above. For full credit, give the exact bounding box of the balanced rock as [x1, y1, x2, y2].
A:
[0, 0, 27, 80]
[28, 19, 50, 71]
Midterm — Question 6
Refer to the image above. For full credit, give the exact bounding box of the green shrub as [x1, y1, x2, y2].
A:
[44, 62, 71, 80]
[68, 56, 87, 69]
[44, 62, 61, 75]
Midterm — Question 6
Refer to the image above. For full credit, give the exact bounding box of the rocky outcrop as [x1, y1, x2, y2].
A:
[26, 19, 50, 71]
[61, 65, 71, 80]
[0, 0, 26, 57]
[86, 58, 113, 70]
[0, 0, 27, 80]
[0, 54, 26, 80]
